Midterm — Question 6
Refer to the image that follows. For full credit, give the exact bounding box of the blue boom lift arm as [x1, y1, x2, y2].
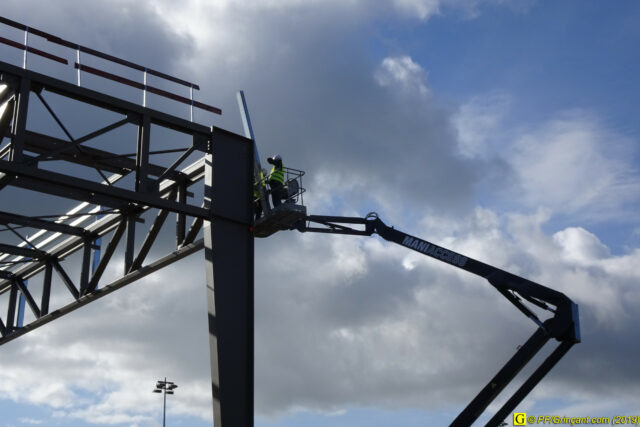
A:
[295, 212, 580, 427]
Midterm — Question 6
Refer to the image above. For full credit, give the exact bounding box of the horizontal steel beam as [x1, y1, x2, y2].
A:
[0, 60, 212, 137]
[0, 243, 47, 258]
[73, 64, 221, 115]
[0, 158, 207, 294]
[0, 160, 209, 218]
[0, 210, 90, 237]
[0, 35, 68, 65]
[23, 130, 183, 178]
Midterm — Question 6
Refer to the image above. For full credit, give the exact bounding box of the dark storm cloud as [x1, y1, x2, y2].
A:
[2, 0, 193, 74]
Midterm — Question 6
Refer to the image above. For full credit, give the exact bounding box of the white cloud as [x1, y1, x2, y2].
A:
[453, 92, 511, 158]
[508, 111, 640, 220]
[553, 227, 610, 265]
[392, 0, 442, 20]
[374, 56, 430, 97]
[18, 418, 43, 425]
[454, 97, 640, 222]
[390, 0, 536, 20]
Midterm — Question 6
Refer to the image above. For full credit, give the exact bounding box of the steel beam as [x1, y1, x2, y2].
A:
[0, 239, 205, 346]
[22, 130, 179, 178]
[0, 243, 47, 259]
[131, 204, 172, 271]
[6, 282, 18, 330]
[0, 98, 15, 145]
[0, 210, 90, 236]
[136, 113, 152, 192]
[176, 183, 187, 246]
[204, 128, 254, 426]
[28, 116, 132, 165]
[51, 259, 80, 300]
[79, 240, 91, 295]
[14, 278, 40, 319]
[40, 261, 52, 316]
[0, 160, 209, 218]
[124, 214, 137, 273]
[86, 219, 126, 293]
[0, 315, 6, 336]
[0, 61, 212, 137]
[182, 216, 203, 247]
[0, 158, 206, 294]
[10, 77, 29, 163]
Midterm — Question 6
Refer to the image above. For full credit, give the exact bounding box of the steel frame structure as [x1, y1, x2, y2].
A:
[0, 58, 254, 426]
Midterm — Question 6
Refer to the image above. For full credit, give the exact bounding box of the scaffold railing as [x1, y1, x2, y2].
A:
[0, 16, 221, 118]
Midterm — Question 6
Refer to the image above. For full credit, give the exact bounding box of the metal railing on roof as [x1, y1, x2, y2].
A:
[0, 16, 221, 118]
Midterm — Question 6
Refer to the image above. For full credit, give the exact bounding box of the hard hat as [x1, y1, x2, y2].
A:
[272, 154, 282, 161]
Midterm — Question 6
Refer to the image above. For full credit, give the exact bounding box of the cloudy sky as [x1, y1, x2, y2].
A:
[1, 1, 640, 426]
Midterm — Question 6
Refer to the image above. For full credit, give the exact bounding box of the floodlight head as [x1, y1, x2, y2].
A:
[168, 384, 178, 390]
[152, 389, 162, 393]
[166, 391, 174, 395]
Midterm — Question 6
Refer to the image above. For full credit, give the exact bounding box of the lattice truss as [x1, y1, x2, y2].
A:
[0, 60, 223, 346]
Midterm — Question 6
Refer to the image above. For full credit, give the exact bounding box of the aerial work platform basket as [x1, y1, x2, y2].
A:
[253, 166, 306, 238]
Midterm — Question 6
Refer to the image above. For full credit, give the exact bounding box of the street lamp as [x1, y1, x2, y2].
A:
[152, 378, 178, 427]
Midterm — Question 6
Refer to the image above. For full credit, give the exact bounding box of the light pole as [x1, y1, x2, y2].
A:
[153, 378, 178, 427]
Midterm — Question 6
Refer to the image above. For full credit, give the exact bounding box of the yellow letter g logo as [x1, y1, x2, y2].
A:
[514, 413, 527, 425]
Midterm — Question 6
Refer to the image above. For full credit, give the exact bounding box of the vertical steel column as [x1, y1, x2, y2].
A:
[6, 281, 18, 331]
[92, 211, 103, 275]
[176, 182, 187, 247]
[40, 261, 52, 316]
[203, 129, 254, 427]
[125, 214, 136, 274]
[17, 242, 29, 328]
[10, 77, 30, 163]
[80, 240, 91, 295]
[136, 113, 151, 192]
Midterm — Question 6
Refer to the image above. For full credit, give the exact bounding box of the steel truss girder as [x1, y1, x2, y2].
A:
[0, 56, 255, 427]
[19, 129, 184, 178]
[0, 210, 91, 236]
[0, 157, 206, 295]
[0, 239, 205, 346]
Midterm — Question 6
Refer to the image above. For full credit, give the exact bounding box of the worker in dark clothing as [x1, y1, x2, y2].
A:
[254, 168, 266, 220]
[267, 154, 285, 208]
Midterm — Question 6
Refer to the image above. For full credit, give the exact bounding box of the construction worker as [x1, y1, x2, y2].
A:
[267, 154, 285, 208]
[254, 168, 266, 220]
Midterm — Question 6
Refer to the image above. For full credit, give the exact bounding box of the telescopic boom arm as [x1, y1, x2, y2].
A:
[296, 213, 580, 427]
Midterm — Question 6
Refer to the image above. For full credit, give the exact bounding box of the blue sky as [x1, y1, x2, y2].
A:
[1, 1, 640, 426]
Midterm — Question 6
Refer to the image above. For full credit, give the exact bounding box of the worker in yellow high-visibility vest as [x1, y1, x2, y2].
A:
[267, 154, 285, 208]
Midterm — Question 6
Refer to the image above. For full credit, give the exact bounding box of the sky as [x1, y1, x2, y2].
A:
[1, 0, 640, 426]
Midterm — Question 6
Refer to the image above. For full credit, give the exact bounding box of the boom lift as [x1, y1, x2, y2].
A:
[251, 177, 580, 427]
[294, 213, 580, 426]
[240, 94, 580, 426]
